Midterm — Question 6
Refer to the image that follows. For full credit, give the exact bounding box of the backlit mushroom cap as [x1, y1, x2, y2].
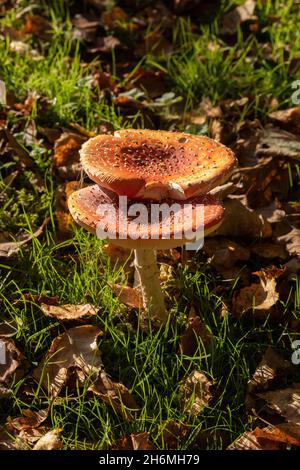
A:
[80, 129, 236, 201]
[68, 184, 224, 250]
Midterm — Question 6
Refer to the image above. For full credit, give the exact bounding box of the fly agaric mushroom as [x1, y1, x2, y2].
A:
[68, 184, 225, 323]
[68, 129, 236, 324]
[80, 129, 236, 201]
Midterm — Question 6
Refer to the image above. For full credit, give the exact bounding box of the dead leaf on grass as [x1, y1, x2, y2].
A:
[258, 384, 300, 424]
[221, 0, 257, 35]
[33, 325, 103, 397]
[0, 338, 23, 384]
[269, 107, 300, 134]
[160, 420, 190, 450]
[233, 267, 283, 317]
[40, 303, 99, 321]
[256, 126, 300, 162]
[113, 432, 154, 450]
[180, 315, 212, 357]
[247, 347, 291, 395]
[53, 131, 87, 167]
[215, 196, 272, 238]
[227, 430, 282, 450]
[33, 429, 63, 450]
[110, 284, 143, 309]
[89, 371, 139, 420]
[0, 218, 49, 258]
[253, 424, 300, 447]
[8, 409, 48, 431]
[181, 370, 213, 416]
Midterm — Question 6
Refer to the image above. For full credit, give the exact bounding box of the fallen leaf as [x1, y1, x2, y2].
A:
[0, 218, 49, 258]
[247, 347, 291, 394]
[0, 321, 18, 338]
[89, 371, 139, 420]
[180, 315, 212, 357]
[33, 325, 103, 397]
[233, 267, 282, 317]
[111, 284, 143, 309]
[0, 338, 23, 384]
[204, 238, 250, 272]
[101, 6, 128, 29]
[53, 131, 87, 167]
[72, 14, 100, 41]
[215, 196, 272, 238]
[269, 107, 300, 134]
[256, 126, 300, 162]
[227, 430, 282, 450]
[113, 432, 154, 450]
[8, 409, 48, 431]
[258, 384, 300, 423]
[40, 303, 98, 321]
[221, 0, 257, 35]
[253, 425, 300, 447]
[251, 241, 288, 260]
[160, 420, 190, 450]
[276, 224, 300, 256]
[33, 429, 62, 450]
[181, 370, 213, 416]
[21, 14, 52, 40]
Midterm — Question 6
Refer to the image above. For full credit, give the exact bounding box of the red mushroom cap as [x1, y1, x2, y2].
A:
[68, 184, 224, 250]
[80, 129, 236, 201]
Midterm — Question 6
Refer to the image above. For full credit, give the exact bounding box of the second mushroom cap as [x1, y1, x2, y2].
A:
[80, 129, 237, 201]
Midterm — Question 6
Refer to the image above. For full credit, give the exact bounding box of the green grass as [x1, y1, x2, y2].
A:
[0, 0, 300, 450]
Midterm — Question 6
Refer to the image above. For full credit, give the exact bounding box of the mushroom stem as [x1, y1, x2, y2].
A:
[133, 248, 168, 324]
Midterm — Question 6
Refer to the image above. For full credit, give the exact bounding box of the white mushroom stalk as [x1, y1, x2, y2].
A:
[133, 248, 167, 323]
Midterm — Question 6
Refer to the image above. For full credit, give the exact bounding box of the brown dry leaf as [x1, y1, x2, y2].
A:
[227, 430, 282, 450]
[103, 243, 132, 265]
[128, 68, 166, 99]
[89, 371, 139, 420]
[33, 429, 63, 450]
[204, 238, 250, 271]
[87, 35, 120, 54]
[72, 14, 100, 41]
[22, 293, 59, 305]
[0, 384, 13, 398]
[33, 325, 103, 397]
[113, 432, 154, 450]
[253, 425, 300, 447]
[160, 420, 190, 450]
[0, 218, 49, 258]
[40, 303, 98, 321]
[221, 0, 257, 35]
[101, 6, 128, 28]
[233, 267, 282, 317]
[53, 131, 87, 168]
[258, 384, 300, 423]
[255, 126, 300, 162]
[251, 241, 288, 260]
[269, 107, 300, 133]
[247, 347, 291, 394]
[180, 315, 212, 357]
[111, 284, 142, 309]
[139, 31, 173, 56]
[215, 196, 272, 238]
[276, 224, 300, 256]
[181, 370, 213, 416]
[0, 338, 23, 384]
[0, 321, 18, 338]
[8, 409, 48, 431]
[21, 15, 52, 40]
